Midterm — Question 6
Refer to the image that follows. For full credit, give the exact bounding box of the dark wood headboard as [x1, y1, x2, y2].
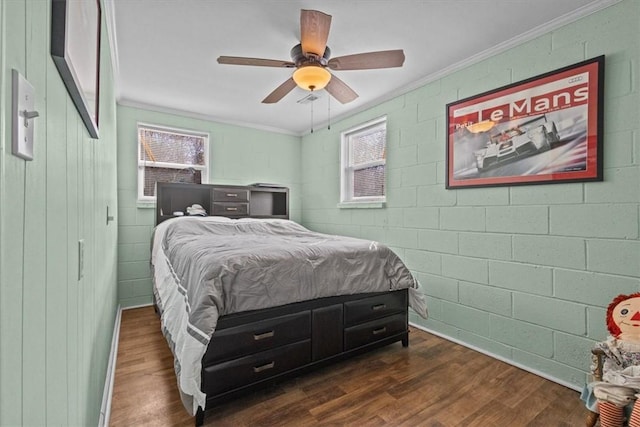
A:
[155, 182, 289, 225]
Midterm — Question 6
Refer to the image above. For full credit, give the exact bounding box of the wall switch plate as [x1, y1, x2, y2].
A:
[78, 239, 85, 280]
[12, 69, 39, 160]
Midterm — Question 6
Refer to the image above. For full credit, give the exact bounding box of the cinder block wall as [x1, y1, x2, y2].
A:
[300, 0, 639, 388]
[116, 105, 302, 308]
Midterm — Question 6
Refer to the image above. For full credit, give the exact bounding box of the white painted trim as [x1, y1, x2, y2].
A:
[114, 0, 620, 138]
[99, 303, 155, 425]
[118, 98, 301, 137]
[101, 0, 120, 98]
[337, 202, 385, 209]
[304, 0, 622, 136]
[121, 302, 154, 310]
[390, 0, 621, 99]
[136, 122, 210, 201]
[99, 305, 122, 427]
[408, 321, 582, 393]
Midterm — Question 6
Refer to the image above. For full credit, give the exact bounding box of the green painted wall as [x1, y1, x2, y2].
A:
[116, 105, 301, 308]
[300, 0, 640, 389]
[0, 0, 118, 425]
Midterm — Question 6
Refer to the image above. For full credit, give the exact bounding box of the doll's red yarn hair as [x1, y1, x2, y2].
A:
[607, 293, 640, 337]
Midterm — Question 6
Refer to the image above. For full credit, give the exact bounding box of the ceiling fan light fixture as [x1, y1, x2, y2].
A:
[292, 65, 331, 91]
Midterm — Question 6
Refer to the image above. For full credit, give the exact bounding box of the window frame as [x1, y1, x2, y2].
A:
[137, 122, 210, 202]
[340, 116, 387, 206]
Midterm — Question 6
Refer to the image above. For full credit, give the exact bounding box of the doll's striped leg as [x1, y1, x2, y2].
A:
[599, 401, 625, 427]
[629, 401, 640, 427]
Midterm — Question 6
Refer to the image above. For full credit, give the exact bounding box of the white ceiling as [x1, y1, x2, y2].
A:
[108, 0, 616, 136]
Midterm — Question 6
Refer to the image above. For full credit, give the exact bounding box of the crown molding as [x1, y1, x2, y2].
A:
[117, 98, 301, 137]
[110, 0, 621, 138]
[102, 0, 120, 98]
[302, 0, 622, 137]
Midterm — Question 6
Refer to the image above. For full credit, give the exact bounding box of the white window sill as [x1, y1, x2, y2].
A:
[137, 201, 156, 209]
[337, 201, 386, 209]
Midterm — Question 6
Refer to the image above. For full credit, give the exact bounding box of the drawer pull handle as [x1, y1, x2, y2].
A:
[253, 361, 275, 373]
[226, 207, 238, 211]
[226, 193, 238, 197]
[373, 327, 387, 336]
[253, 331, 275, 341]
[372, 304, 386, 311]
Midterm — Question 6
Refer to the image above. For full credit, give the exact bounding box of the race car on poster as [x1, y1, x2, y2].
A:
[474, 115, 560, 171]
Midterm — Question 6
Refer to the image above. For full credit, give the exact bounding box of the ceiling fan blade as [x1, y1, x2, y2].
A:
[300, 9, 331, 56]
[262, 78, 297, 104]
[217, 56, 295, 68]
[327, 50, 405, 71]
[325, 74, 358, 104]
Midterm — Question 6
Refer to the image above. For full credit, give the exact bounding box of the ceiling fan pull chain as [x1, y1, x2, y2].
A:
[310, 92, 314, 133]
[327, 95, 331, 130]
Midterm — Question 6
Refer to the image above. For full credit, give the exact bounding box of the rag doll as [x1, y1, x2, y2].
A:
[593, 293, 640, 427]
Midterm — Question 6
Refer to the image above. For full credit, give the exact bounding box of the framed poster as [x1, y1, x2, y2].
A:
[51, 0, 101, 139]
[446, 56, 604, 189]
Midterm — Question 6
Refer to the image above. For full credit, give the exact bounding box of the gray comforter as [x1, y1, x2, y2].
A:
[152, 217, 427, 415]
[164, 217, 417, 338]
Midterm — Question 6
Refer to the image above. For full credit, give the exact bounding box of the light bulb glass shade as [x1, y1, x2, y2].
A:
[292, 65, 332, 91]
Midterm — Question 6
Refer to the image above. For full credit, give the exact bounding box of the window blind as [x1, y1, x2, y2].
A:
[349, 127, 386, 198]
[138, 126, 208, 198]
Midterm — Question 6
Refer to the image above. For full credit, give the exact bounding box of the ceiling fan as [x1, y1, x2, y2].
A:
[217, 9, 405, 104]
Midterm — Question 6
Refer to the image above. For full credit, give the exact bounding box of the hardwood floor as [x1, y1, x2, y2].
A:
[110, 307, 590, 426]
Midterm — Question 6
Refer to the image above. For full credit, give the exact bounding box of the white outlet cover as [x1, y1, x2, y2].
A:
[12, 69, 37, 160]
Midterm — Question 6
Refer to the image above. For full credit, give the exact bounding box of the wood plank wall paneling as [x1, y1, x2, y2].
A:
[21, 1, 49, 424]
[45, 30, 69, 426]
[1, 1, 28, 425]
[0, 0, 119, 425]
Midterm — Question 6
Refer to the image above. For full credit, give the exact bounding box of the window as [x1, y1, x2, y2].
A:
[137, 124, 209, 201]
[340, 117, 387, 205]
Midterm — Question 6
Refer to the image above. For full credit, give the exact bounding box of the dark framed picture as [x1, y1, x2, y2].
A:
[446, 56, 604, 189]
[51, 0, 101, 139]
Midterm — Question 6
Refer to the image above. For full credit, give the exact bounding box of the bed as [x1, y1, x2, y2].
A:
[151, 182, 428, 425]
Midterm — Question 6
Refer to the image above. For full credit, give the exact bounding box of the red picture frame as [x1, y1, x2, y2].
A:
[446, 56, 604, 189]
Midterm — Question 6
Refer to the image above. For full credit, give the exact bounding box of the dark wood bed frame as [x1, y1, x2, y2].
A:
[154, 182, 410, 426]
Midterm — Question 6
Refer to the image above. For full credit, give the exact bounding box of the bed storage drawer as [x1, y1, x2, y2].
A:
[212, 202, 249, 216]
[212, 188, 249, 202]
[344, 291, 407, 326]
[344, 313, 407, 351]
[203, 340, 311, 395]
[203, 311, 311, 364]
